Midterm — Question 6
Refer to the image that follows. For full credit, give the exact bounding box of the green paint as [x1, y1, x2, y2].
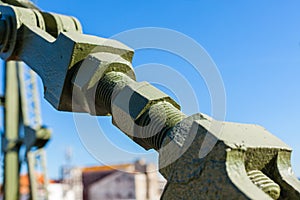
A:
[0, 2, 299, 199]
[3, 61, 20, 200]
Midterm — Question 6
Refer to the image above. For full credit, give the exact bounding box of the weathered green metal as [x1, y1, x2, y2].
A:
[72, 52, 135, 115]
[1, 61, 52, 200]
[18, 61, 51, 200]
[0, 4, 132, 113]
[3, 61, 20, 200]
[0, 3, 52, 199]
[0, 2, 299, 200]
[158, 114, 300, 199]
[27, 149, 49, 200]
[1, 0, 39, 10]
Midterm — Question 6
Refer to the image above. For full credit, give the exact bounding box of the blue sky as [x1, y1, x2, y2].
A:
[1, 0, 300, 180]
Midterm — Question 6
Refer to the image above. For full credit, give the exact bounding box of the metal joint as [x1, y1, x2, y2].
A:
[1, 134, 21, 152]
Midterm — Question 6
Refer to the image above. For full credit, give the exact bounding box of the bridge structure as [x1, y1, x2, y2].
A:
[0, 0, 299, 199]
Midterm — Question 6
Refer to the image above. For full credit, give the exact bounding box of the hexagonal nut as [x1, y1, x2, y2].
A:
[71, 52, 136, 114]
[159, 113, 212, 183]
[68, 32, 135, 65]
[111, 81, 180, 138]
[42, 31, 134, 112]
[73, 52, 135, 90]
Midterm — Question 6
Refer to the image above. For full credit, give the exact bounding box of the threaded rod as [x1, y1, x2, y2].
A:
[95, 71, 186, 150]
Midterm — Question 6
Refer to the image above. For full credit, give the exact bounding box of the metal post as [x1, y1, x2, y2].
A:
[3, 61, 20, 200]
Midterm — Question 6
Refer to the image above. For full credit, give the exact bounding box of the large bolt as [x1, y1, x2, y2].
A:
[247, 170, 280, 199]
[72, 52, 135, 115]
[111, 81, 181, 144]
[75, 52, 299, 199]
[94, 70, 185, 150]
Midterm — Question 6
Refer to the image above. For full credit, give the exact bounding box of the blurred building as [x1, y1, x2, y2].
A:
[0, 160, 166, 200]
[62, 160, 166, 200]
[48, 182, 75, 200]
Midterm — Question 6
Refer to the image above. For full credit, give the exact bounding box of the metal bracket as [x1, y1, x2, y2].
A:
[24, 126, 51, 150]
[0, 4, 133, 112]
[159, 114, 300, 199]
[0, 2, 299, 200]
[1, 134, 21, 152]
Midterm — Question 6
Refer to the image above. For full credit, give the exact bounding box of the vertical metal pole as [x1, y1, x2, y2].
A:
[3, 61, 20, 200]
[28, 149, 50, 200]
[27, 151, 37, 200]
[39, 149, 49, 200]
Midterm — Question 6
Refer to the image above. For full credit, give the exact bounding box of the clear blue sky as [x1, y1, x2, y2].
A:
[1, 0, 300, 180]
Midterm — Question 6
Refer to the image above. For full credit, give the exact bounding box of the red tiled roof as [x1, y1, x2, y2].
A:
[82, 164, 132, 173]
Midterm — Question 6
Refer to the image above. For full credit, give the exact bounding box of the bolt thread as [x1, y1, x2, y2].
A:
[135, 101, 186, 150]
[247, 170, 280, 199]
[96, 71, 186, 150]
[96, 71, 134, 114]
